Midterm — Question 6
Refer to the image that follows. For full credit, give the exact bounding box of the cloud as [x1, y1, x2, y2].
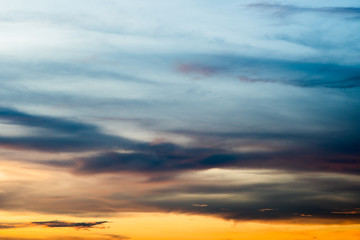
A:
[134, 174, 360, 223]
[176, 63, 221, 77]
[102, 235, 130, 240]
[0, 0, 357, 232]
[0, 166, 359, 223]
[192, 204, 208, 208]
[0, 106, 142, 152]
[68, 126, 360, 175]
[332, 209, 360, 215]
[0, 107, 97, 133]
[0, 220, 109, 231]
[245, 3, 360, 19]
[175, 55, 360, 88]
[72, 145, 244, 174]
[31, 220, 108, 229]
[1, 106, 359, 178]
[258, 209, 278, 212]
[0, 238, 41, 240]
[0, 224, 17, 229]
[0, 235, 130, 240]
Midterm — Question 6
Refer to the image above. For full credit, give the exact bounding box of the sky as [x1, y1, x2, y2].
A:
[0, 0, 360, 239]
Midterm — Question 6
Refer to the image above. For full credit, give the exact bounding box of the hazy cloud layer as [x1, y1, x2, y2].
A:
[136, 175, 360, 222]
[0, 166, 359, 223]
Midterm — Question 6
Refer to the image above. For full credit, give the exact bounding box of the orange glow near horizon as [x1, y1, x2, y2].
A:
[0, 212, 359, 240]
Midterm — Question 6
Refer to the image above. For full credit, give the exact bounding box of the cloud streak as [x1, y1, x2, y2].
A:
[246, 3, 360, 18]
[0, 106, 141, 152]
[0, 220, 109, 231]
[175, 55, 360, 88]
[31, 220, 108, 229]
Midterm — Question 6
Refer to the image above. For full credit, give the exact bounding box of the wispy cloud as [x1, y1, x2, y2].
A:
[246, 3, 360, 18]
[0, 235, 129, 240]
[175, 63, 221, 77]
[0, 220, 109, 230]
[31, 220, 108, 229]
[175, 55, 360, 88]
[0, 224, 19, 229]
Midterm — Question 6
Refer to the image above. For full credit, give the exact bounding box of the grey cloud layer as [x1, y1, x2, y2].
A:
[0, 106, 359, 222]
[137, 176, 360, 222]
[0, 170, 359, 223]
[1, 106, 359, 175]
[0, 107, 142, 152]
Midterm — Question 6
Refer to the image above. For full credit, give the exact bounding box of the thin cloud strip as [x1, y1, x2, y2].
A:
[0, 221, 108, 230]
[246, 3, 360, 18]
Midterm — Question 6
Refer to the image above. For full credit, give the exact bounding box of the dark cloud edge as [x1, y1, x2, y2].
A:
[1, 106, 359, 176]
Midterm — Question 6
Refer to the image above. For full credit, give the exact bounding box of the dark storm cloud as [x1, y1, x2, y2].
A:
[245, 3, 360, 18]
[31, 220, 108, 229]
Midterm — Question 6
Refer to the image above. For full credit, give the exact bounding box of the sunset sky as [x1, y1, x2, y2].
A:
[0, 0, 360, 239]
